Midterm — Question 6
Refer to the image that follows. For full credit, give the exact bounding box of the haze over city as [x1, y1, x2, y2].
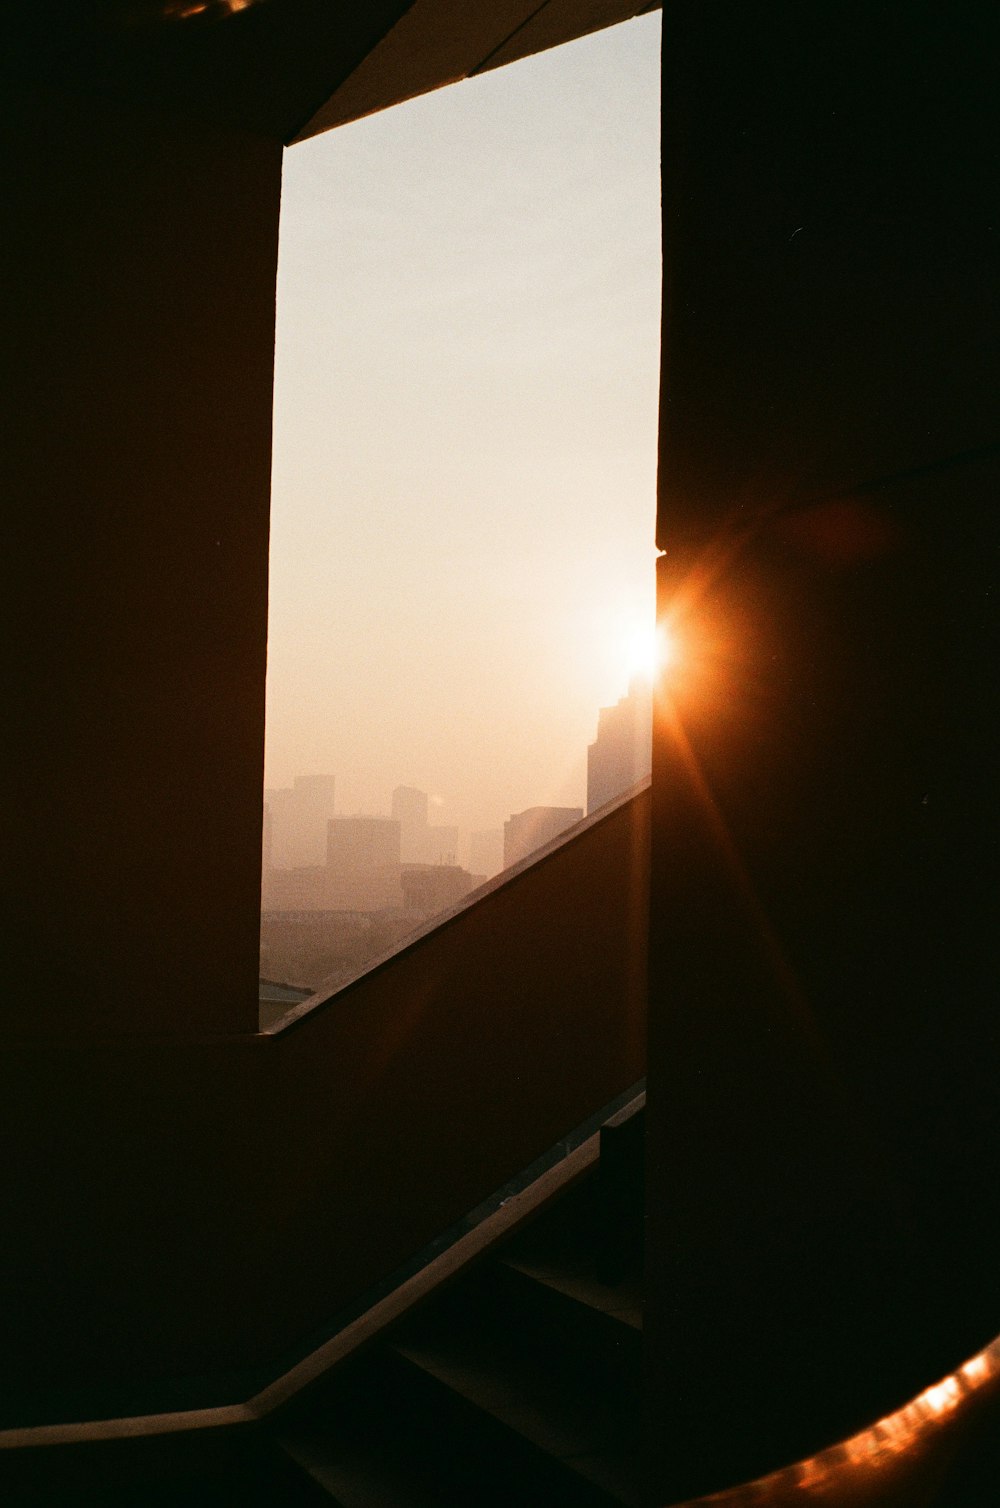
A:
[263, 13, 662, 845]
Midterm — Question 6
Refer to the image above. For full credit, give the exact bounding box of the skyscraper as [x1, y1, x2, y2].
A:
[586, 680, 652, 815]
[391, 785, 428, 837]
[327, 816, 401, 873]
[391, 784, 457, 864]
[264, 773, 337, 867]
[326, 815, 403, 911]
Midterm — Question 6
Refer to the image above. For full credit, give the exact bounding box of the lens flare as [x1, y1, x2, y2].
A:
[657, 621, 680, 672]
[624, 621, 679, 683]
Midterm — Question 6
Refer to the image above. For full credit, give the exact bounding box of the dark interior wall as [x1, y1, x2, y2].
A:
[259, 790, 647, 1369]
[0, 7, 652, 1425]
[0, 85, 282, 1035]
[0, 794, 647, 1417]
[647, 3, 999, 1496]
[0, 1032, 272, 1423]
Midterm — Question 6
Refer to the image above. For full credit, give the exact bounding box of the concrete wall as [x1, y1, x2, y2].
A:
[1, 86, 282, 1035]
[647, 4, 1000, 1497]
[0, 792, 647, 1417]
[0, 23, 649, 1423]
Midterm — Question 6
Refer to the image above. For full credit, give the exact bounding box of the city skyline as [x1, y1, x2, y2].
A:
[263, 13, 661, 836]
[265, 669, 652, 873]
[259, 676, 651, 994]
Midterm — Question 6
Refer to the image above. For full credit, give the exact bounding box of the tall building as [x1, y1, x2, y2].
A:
[503, 806, 584, 868]
[327, 816, 400, 872]
[264, 773, 337, 867]
[586, 680, 653, 815]
[391, 785, 428, 835]
[391, 784, 458, 864]
[326, 816, 402, 911]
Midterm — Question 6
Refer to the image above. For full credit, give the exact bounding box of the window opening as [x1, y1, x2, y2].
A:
[261, 14, 662, 1024]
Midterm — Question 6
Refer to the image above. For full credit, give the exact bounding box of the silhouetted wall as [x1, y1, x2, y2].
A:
[1, 86, 281, 1035]
[0, 9, 651, 1430]
[647, 4, 999, 1497]
[0, 792, 647, 1417]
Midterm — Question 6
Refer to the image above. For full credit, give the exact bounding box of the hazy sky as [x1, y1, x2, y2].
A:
[264, 12, 661, 846]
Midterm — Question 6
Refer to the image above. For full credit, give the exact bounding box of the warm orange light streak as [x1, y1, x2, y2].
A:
[163, 0, 257, 17]
[651, 509, 993, 1508]
[657, 622, 680, 673]
[654, 669, 826, 1059]
[670, 1333, 1000, 1505]
[657, 509, 762, 626]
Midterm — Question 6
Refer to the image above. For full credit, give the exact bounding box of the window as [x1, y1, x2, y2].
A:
[260, 14, 661, 1021]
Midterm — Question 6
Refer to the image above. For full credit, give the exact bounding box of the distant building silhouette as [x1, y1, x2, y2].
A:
[262, 865, 327, 911]
[328, 816, 400, 871]
[391, 784, 457, 864]
[469, 828, 503, 879]
[422, 825, 459, 864]
[503, 806, 583, 868]
[401, 864, 479, 919]
[586, 680, 652, 815]
[264, 773, 337, 867]
[259, 909, 414, 997]
[326, 816, 402, 910]
[391, 785, 428, 837]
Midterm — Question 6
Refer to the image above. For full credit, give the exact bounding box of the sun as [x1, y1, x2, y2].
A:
[623, 620, 678, 683]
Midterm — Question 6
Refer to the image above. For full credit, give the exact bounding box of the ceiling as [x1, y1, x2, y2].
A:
[2, 0, 658, 143]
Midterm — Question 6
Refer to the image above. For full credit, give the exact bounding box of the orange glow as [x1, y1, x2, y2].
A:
[647, 539, 1000, 1505]
[657, 622, 680, 673]
[163, 0, 257, 17]
[676, 1333, 1000, 1505]
[623, 620, 680, 684]
[961, 1353, 991, 1385]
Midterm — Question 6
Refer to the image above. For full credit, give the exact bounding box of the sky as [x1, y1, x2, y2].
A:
[264, 12, 661, 849]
